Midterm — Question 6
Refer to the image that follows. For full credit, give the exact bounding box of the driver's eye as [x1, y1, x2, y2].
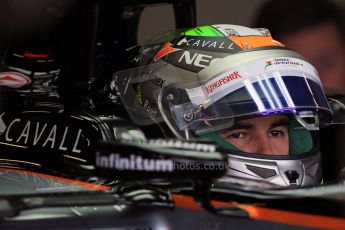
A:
[269, 129, 286, 137]
[228, 132, 245, 139]
[219, 129, 247, 139]
[230, 133, 240, 138]
[270, 130, 281, 136]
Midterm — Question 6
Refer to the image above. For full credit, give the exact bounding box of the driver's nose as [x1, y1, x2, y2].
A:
[252, 134, 288, 155]
[254, 135, 274, 155]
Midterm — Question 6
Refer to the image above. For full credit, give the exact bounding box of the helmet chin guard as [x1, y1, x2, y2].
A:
[224, 150, 322, 187]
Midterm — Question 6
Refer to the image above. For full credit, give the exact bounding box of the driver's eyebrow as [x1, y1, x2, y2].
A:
[226, 122, 253, 131]
[225, 117, 290, 132]
[269, 117, 290, 129]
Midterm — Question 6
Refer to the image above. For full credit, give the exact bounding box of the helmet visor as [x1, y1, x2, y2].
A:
[166, 73, 331, 135]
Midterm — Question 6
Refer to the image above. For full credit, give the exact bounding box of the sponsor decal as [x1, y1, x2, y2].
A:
[0, 113, 82, 153]
[205, 71, 242, 94]
[174, 36, 240, 52]
[254, 28, 272, 36]
[217, 28, 240, 36]
[178, 50, 220, 68]
[213, 24, 263, 36]
[154, 43, 179, 62]
[0, 72, 31, 88]
[265, 60, 273, 69]
[96, 152, 173, 172]
[264, 58, 304, 70]
[22, 52, 49, 59]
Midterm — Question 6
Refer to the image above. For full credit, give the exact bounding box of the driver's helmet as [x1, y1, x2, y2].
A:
[113, 24, 333, 187]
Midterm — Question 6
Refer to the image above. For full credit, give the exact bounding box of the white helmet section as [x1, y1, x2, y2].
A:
[186, 50, 320, 108]
[212, 24, 267, 36]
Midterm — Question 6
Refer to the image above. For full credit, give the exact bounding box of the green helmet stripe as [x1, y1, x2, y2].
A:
[183, 25, 224, 36]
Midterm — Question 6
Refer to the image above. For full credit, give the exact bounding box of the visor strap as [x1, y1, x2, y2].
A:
[294, 113, 319, 131]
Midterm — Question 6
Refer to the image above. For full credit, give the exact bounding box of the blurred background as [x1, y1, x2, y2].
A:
[138, 0, 345, 44]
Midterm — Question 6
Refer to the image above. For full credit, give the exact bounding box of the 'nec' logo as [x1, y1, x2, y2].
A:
[178, 51, 219, 68]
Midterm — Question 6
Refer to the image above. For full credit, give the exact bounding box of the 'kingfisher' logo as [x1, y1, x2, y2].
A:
[205, 71, 242, 94]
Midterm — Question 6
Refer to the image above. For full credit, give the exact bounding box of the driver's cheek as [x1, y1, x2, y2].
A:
[233, 136, 259, 153]
[226, 137, 251, 152]
[267, 136, 289, 155]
